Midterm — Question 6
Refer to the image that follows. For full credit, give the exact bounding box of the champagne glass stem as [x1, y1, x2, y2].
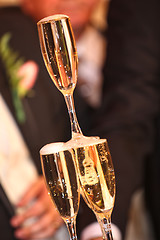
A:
[64, 94, 82, 138]
[96, 215, 113, 240]
[65, 217, 78, 240]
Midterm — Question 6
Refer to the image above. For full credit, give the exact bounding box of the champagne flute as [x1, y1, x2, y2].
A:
[40, 142, 80, 240]
[72, 138, 116, 240]
[37, 14, 82, 139]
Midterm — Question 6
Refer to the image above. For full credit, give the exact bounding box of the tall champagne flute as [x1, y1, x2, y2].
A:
[40, 142, 80, 240]
[37, 14, 82, 139]
[71, 138, 116, 240]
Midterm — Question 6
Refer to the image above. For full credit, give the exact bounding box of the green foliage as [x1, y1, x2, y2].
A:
[0, 33, 26, 123]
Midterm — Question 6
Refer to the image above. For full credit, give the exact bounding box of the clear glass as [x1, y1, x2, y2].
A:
[73, 138, 116, 240]
[37, 14, 82, 139]
[40, 143, 80, 240]
[37, 14, 116, 240]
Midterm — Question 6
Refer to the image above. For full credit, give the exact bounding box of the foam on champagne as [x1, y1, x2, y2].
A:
[40, 142, 66, 155]
[40, 137, 105, 156]
[65, 135, 106, 149]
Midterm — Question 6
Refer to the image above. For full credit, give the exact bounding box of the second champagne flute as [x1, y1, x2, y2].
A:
[40, 142, 80, 240]
[73, 138, 116, 240]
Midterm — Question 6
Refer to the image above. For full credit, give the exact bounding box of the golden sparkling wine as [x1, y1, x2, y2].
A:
[72, 138, 116, 215]
[37, 15, 78, 95]
[40, 143, 80, 220]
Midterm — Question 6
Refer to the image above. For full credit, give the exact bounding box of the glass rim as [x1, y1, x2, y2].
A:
[37, 14, 69, 25]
